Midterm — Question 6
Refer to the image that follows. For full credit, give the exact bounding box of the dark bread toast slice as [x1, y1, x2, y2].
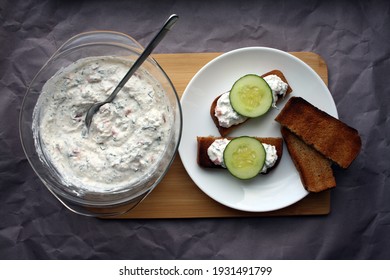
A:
[211, 70, 293, 137]
[197, 136, 283, 174]
[275, 97, 361, 168]
[281, 127, 336, 192]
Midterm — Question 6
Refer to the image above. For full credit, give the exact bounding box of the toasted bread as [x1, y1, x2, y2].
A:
[197, 136, 283, 174]
[275, 97, 361, 168]
[211, 70, 293, 137]
[281, 127, 336, 192]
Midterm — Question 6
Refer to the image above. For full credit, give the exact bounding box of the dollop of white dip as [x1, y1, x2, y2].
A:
[261, 143, 278, 173]
[33, 56, 173, 192]
[207, 139, 278, 173]
[214, 74, 288, 127]
[207, 138, 230, 168]
[263, 74, 288, 107]
[214, 92, 247, 128]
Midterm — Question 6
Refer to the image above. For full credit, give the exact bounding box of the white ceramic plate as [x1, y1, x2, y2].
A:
[178, 47, 337, 212]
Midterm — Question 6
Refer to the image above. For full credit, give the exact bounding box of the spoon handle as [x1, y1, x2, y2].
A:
[106, 14, 179, 103]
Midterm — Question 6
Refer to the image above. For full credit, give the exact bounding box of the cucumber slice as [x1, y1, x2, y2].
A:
[229, 74, 273, 118]
[223, 136, 265, 180]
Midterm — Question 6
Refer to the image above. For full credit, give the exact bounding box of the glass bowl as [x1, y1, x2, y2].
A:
[19, 31, 182, 217]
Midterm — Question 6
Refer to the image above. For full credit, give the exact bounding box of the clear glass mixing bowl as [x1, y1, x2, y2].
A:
[19, 31, 182, 217]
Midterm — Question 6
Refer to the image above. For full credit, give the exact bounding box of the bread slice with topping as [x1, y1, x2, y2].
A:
[197, 136, 283, 174]
[275, 97, 361, 168]
[211, 70, 293, 137]
[281, 127, 336, 192]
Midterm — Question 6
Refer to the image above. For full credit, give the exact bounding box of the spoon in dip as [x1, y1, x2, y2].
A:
[84, 14, 179, 130]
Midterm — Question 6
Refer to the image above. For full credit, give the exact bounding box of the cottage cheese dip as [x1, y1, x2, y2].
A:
[33, 56, 174, 193]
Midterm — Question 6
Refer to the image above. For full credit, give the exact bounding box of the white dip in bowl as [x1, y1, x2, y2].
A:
[33, 56, 173, 193]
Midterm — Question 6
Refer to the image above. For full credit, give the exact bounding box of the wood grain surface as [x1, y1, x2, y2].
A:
[109, 52, 331, 219]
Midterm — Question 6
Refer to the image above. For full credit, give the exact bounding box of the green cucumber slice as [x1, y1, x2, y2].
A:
[229, 74, 273, 118]
[223, 136, 265, 180]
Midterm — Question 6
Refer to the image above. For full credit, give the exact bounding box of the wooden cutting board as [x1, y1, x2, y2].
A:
[111, 52, 331, 219]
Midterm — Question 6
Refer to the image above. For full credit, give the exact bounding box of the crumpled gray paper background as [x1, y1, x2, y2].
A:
[1, 0, 389, 259]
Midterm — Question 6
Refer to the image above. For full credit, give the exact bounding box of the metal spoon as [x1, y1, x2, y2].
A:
[84, 14, 179, 130]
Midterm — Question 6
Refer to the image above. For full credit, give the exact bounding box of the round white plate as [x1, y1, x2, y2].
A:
[178, 47, 337, 212]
